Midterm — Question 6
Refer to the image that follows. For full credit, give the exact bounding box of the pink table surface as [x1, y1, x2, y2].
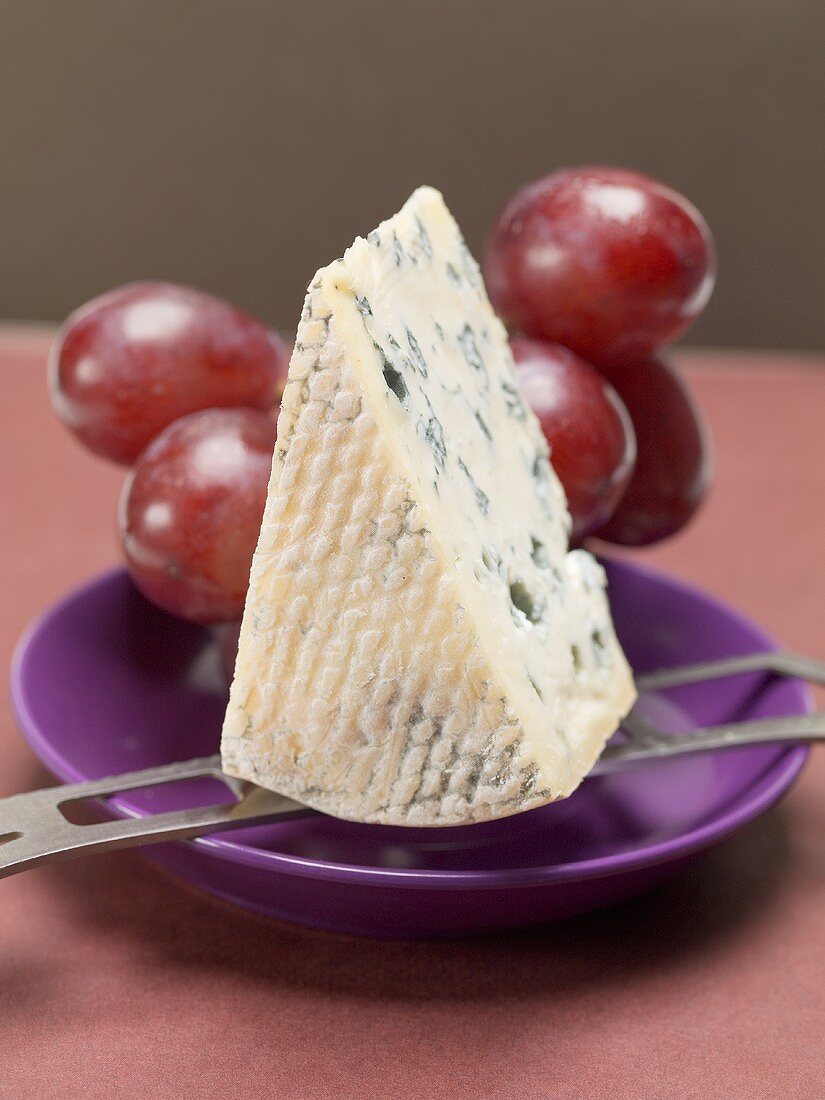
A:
[1, 328, 824, 1099]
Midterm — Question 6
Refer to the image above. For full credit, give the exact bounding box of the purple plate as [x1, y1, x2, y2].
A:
[10, 560, 810, 938]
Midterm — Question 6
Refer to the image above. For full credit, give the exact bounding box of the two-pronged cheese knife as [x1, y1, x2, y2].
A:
[1, 650, 823, 881]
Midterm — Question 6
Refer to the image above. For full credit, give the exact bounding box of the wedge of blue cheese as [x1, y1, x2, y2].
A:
[221, 186, 635, 826]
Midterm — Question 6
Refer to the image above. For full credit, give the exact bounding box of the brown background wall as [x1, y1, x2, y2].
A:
[2, 0, 823, 349]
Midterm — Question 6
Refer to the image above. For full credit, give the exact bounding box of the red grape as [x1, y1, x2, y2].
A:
[484, 168, 716, 362]
[594, 354, 711, 546]
[511, 336, 636, 542]
[119, 408, 275, 623]
[49, 282, 288, 464]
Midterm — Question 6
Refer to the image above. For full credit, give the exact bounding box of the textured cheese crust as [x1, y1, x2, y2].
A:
[222, 187, 636, 825]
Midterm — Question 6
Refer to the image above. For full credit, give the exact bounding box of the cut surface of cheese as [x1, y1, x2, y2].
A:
[221, 187, 636, 825]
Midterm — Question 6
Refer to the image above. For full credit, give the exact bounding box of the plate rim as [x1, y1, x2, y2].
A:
[10, 560, 812, 891]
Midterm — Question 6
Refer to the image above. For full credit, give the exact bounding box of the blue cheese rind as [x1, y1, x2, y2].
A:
[221, 187, 636, 826]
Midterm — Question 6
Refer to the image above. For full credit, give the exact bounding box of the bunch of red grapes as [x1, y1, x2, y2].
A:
[49, 167, 714, 629]
[486, 167, 714, 547]
[50, 283, 290, 622]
